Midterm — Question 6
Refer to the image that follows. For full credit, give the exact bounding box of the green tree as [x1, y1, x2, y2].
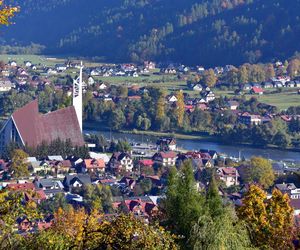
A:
[162, 161, 204, 240]
[240, 157, 275, 188]
[108, 108, 126, 130]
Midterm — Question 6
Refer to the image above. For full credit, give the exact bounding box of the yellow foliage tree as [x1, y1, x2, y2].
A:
[238, 185, 294, 250]
[0, 1, 18, 25]
[175, 90, 185, 127]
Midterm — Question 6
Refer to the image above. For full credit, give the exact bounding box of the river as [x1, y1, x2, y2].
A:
[85, 130, 300, 162]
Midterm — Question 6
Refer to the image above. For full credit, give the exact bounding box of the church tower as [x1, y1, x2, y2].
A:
[73, 61, 83, 132]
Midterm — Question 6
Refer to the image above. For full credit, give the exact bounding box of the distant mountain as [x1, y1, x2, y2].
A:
[2, 0, 300, 66]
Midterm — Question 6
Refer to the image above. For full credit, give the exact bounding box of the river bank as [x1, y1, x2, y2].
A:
[83, 122, 300, 154]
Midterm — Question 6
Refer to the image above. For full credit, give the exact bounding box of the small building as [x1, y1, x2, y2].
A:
[83, 159, 105, 172]
[250, 87, 264, 95]
[63, 174, 92, 191]
[216, 167, 239, 187]
[152, 151, 177, 167]
[227, 101, 239, 110]
[239, 113, 262, 126]
[108, 152, 133, 173]
[156, 138, 177, 151]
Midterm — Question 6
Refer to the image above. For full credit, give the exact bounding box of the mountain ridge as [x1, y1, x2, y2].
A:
[1, 0, 300, 66]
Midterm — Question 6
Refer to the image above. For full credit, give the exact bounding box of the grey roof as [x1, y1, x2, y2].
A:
[275, 183, 297, 191]
[63, 174, 91, 187]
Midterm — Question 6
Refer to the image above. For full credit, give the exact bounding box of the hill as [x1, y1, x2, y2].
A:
[2, 0, 300, 66]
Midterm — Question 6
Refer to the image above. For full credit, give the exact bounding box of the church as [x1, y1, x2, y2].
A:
[0, 63, 85, 153]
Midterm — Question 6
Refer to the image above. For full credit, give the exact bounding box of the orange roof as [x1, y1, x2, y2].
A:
[84, 159, 105, 169]
[7, 183, 35, 191]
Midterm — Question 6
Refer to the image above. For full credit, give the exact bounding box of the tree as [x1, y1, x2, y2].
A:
[189, 174, 253, 250]
[10, 149, 29, 178]
[202, 69, 217, 87]
[175, 90, 185, 127]
[108, 108, 126, 130]
[240, 157, 275, 188]
[189, 207, 253, 250]
[238, 185, 294, 250]
[162, 161, 204, 240]
[287, 59, 300, 78]
[19, 211, 178, 250]
[0, 191, 41, 248]
[238, 65, 249, 84]
[0, 2, 18, 26]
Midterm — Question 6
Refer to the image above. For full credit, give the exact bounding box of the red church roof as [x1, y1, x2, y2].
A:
[12, 100, 84, 148]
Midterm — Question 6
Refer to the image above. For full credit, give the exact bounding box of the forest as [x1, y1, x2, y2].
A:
[2, 0, 300, 66]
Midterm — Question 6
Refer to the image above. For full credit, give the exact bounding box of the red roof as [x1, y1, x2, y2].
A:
[251, 87, 263, 93]
[12, 100, 84, 148]
[139, 159, 154, 167]
[7, 183, 35, 191]
[128, 96, 141, 100]
[159, 151, 177, 159]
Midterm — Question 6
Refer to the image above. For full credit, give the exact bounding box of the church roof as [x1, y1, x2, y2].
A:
[12, 100, 84, 148]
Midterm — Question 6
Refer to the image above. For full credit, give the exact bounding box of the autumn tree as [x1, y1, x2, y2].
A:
[202, 69, 217, 87]
[238, 185, 294, 249]
[0, 1, 18, 26]
[264, 63, 275, 79]
[0, 191, 41, 249]
[10, 149, 29, 178]
[20, 210, 178, 250]
[175, 90, 185, 127]
[287, 58, 300, 78]
[238, 65, 249, 84]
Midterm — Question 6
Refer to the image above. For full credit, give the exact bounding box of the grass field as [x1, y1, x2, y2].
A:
[215, 89, 300, 110]
[0, 54, 66, 67]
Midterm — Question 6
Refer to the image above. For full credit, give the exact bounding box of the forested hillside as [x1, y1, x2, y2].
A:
[2, 0, 300, 66]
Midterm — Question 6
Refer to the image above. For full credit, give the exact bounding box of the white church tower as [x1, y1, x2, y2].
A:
[73, 61, 83, 132]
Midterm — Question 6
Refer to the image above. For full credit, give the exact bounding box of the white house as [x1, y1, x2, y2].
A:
[216, 167, 239, 187]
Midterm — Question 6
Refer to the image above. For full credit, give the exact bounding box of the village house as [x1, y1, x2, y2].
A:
[33, 178, 64, 198]
[250, 86, 264, 95]
[0, 79, 14, 92]
[82, 158, 105, 173]
[239, 113, 262, 126]
[227, 100, 239, 110]
[88, 76, 95, 85]
[275, 183, 300, 200]
[108, 152, 133, 173]
[63, 174, 92, 191]
[167, 95, 178, 103]
[216, 167, 239, 187]
[144, 61, 156, 70]
[192, 84, 203, 91]
[203, 91, 215, 102]
[24, 61, 32, 67]
[9, 61, 17, 67]
[98, 83, 107, 90]
[156, 138, 177, 151]
[152, 151, 177, 167]
[55, 64, 67, 72]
